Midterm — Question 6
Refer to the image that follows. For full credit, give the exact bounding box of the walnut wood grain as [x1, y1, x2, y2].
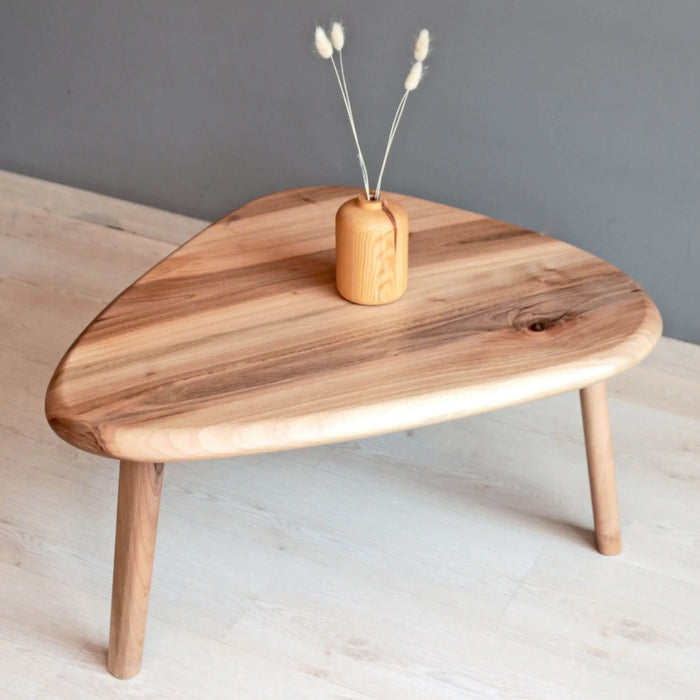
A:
[45, 187, 662, 462]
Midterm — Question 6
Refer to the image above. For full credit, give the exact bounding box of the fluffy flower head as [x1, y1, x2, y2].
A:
[314, 26, 333, 59]
[414, 29, 430, 61]
[330, 22, 345, 51]
[404, 61, 424, 91]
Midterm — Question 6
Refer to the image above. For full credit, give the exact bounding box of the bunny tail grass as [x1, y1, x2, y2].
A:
[313, 23, 432, 201]
[404, 61, 424, 91]
[314, 26, 333, 59]
[414, 29, 430, 62]
[330, 21, 345, 51]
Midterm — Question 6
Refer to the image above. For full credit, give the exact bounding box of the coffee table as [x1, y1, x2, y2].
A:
[45, 186, 662, 678]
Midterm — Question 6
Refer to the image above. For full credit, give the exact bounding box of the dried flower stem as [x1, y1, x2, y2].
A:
[374, 91, 409, 200]
[329, 55, 371, 200]
[315, 23, 370, 199]
[375, 57, 425, 200]
[375, 58, 425, 200]
[337, 50, 370, 199]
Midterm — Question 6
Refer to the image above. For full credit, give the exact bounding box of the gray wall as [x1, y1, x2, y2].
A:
[1, 1, 698, 342]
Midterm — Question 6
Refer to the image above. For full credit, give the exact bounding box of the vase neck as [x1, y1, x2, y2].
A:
[355, 195, 384, 210]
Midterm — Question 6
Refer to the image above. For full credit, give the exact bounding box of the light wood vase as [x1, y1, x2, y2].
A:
[335, 195, 408, 305]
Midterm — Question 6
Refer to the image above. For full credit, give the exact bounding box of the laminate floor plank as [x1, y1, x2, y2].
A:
[224, 556, 698, 700]
[0, 169, 206, 246]
[37, 619, 373, 700]
[0, 562, 105, 699]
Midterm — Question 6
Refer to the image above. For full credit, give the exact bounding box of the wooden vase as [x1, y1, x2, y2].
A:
[335, 195, 409, 305]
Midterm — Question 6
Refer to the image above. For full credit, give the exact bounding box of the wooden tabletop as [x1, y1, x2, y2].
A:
[45, 186, 662, 462]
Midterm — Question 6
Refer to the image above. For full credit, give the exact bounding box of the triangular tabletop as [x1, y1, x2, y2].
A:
[46, 187, 661, 462]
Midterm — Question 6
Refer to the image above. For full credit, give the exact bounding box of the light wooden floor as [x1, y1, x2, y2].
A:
[1, 170, 699, 699]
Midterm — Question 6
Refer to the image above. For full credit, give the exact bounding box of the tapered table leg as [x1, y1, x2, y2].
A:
[107, 461, 164, 679]
[579, 382, 621, 555]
